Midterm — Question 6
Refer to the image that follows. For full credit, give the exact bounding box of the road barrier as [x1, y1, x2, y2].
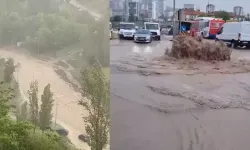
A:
[179, 31, 191, 36]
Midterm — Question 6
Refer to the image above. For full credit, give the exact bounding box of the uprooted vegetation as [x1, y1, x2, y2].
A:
[167, 35, 232, 61]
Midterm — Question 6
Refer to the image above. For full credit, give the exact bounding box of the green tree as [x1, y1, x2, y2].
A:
[39, 84, 54, 131]
[25, 130, 73, 150]
[79, 62, 110, 150]
[0, 12, 25, 45]
[215, 10, 230, 21]
[0, 82, 73, 150]
[28, 80, 39, 130]
[0, 81, 32, 150]
[199, 12, 208, 17]
[20, 101, 28, 121]
[3, 58, 15, 83]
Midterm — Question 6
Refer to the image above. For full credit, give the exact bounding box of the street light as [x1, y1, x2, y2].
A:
[172, 0, 176, 38]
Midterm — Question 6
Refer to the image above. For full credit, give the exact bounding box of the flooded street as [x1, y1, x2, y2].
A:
[110, 37, 250, 150]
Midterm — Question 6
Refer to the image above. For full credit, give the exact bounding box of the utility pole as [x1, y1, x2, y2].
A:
[172, 0, 176, 38]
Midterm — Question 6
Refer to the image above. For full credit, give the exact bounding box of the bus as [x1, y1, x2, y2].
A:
[193, 17, 225, 39]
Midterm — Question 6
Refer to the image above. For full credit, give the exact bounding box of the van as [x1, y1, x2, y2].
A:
[144, 22, 161, 40]
[118, 22, 136, 39]
[217, 21, 250, 48]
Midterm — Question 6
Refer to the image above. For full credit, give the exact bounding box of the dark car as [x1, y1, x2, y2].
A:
[78, 134, 90, 143]
[134, 29, 152, 43]
[55, 128, 69, 136]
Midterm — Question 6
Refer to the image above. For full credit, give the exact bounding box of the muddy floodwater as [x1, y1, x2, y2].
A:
[110, 37, 250, 150]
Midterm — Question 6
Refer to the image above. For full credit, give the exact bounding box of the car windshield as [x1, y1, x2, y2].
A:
[145, 24, 159, 30]
[120, 23, 135, 29]
[136, 30, 150, 34]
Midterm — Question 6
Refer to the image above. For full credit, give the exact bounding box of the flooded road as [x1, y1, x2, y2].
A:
[110, 37, 250, 150]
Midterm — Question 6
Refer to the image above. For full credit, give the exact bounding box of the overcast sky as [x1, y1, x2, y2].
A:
[164, 0, 250, 13]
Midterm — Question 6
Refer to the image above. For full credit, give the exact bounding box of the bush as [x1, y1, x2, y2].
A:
[24, 130, 73, 150]
[23, 13, 87, 53]
[0, 12, 87, 53]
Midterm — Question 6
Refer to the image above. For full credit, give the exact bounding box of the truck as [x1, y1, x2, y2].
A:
[118, 22, 136, 39]
[144, 22, 161, 40]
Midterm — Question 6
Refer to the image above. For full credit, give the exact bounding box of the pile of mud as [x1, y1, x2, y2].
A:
[168, 35, 232, 61]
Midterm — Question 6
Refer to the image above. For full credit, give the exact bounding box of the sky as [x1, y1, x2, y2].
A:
[164, 0, 250, 13]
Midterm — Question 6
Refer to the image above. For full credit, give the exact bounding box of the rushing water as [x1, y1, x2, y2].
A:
[110, 38, 250, 150]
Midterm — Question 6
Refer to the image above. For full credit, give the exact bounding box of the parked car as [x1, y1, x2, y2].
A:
[217, 21, 250, 48]
[134, 29, 152, 43]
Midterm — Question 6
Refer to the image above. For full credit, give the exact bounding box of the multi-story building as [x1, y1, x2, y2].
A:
[164, 6, 172, 21]
[158, 0, 164, 16]
[126, 1, 140, 19]
[147, 0, 153, 19]
[110, 0, 125, 17]
[152, 1, 158, 19]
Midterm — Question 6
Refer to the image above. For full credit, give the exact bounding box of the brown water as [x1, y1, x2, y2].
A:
[110, 38, 250, 150]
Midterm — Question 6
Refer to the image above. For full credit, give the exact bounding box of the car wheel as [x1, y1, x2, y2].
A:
[246, 45, 250, 50]
[231, 41, 237, 49]
[158, 36, 161, 40]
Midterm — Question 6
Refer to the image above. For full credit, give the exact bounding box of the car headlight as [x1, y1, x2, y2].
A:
[146, 36, 150, 39]
[134, 36, 138, 39]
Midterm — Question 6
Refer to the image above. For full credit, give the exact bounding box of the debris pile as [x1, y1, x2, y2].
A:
[168, 35, 232, 61]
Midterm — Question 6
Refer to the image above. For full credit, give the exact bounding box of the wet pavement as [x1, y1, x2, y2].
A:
[110, 37, 250, 150]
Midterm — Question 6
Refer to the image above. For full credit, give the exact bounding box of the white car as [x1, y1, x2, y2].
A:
[118, 22, 136, 39]
[144, 22, 161, 40]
